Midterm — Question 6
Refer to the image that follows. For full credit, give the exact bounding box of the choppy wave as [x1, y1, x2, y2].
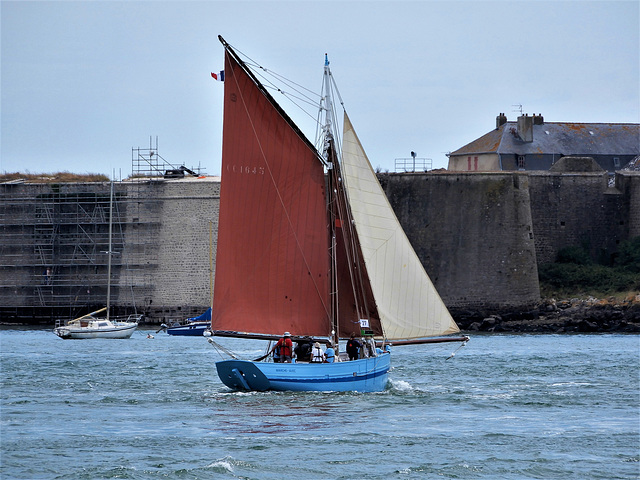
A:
[1, 328, 638, 479]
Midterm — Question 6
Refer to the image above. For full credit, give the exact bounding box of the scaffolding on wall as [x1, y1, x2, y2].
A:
[0, 182, 157, 321]
[129, 136, 209, 319]
[0, 137, 208, 322]
[132, 136, 206, 179]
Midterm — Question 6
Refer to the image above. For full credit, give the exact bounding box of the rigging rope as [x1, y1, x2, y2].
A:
[207, 337, 238, 360]
[230, 41, 342, 158]
[234, 46, 324, 131]
[226, 39, 346, 163]
[446, 339, 468, 360]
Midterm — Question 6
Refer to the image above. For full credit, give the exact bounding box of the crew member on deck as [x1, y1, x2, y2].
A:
[324, 344, 335, 363]
[310, 342, 324, 363]
[346, 333, 361, 361]
[294, 339, 312, 362]
[271, 332, 293, 363]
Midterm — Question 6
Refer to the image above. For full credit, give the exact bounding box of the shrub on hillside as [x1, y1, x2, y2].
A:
[540, 237, 640, 296]
[615, 237, 640, 273]
[539, 263, 639, 295]
[556, 245, 592, 265]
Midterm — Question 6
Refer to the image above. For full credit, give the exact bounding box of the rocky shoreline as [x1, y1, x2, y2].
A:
[454, 296, 640, 333]
[3, 297, 640, 334]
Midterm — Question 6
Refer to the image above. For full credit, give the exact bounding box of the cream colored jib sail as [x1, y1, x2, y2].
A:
[340, 113, 460, 341]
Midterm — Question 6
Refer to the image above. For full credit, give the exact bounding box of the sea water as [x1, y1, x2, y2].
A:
[1, 327, 638, 479]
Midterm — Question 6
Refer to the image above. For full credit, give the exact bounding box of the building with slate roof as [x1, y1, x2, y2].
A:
[447, 113, 639, 173]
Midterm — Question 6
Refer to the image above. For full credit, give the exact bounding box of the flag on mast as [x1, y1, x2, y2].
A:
[211, 70, 225, 81]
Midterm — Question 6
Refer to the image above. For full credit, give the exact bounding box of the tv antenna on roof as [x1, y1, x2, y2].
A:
[512, 104, 523, 115]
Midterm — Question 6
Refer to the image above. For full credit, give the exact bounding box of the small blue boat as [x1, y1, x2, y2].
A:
[164, 308, 211, 336]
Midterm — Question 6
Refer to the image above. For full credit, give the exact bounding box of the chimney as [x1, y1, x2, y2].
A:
[517, 114, 534, 142]
[496, 112, 508, 129]
[533, 113, 544, 125]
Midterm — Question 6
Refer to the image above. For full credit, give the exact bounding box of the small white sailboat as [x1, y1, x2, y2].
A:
[53, 182, 141, 339]
[53, 307, 139, 339]
[208, 36, 468, 392]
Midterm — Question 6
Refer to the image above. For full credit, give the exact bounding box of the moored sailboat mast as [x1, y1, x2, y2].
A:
[106, 181, 113, 320]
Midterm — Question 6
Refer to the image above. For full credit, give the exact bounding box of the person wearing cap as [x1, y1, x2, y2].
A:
[310, 342, 324, 363]
[270, 332, 293, 363]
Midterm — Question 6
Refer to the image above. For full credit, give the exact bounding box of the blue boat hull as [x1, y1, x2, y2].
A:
[166, 322, 210, 336]
[216, 353, 391, 392]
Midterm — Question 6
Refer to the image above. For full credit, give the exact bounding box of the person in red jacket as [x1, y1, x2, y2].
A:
[271, 332, 293, 363]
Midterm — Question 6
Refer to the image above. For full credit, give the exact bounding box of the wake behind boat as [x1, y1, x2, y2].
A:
[207, 36, 468, 392]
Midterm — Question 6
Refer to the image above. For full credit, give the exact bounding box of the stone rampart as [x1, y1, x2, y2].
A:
[1, 172, 637, 323]
[148, 179, 219, 320]
[379, 172, 540, 313]
[618, 172, 640, 238]
[0, 179, 220, 323]
[527, 172, 628, 264]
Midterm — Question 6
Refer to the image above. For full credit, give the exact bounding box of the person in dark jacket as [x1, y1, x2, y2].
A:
[346, 333, 361, 361]
[294, 339, 312, 362]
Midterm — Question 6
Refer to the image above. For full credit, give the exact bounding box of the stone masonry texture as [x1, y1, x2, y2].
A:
[0, 172, 637, 322]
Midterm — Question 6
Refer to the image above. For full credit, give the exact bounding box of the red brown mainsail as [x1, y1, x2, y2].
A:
[212, 45, 331, 338]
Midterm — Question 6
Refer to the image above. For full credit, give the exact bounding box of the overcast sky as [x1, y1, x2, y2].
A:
[2, 0, 638, 178]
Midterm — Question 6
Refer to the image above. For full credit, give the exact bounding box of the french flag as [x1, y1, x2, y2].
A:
[211, 70, 225, 81]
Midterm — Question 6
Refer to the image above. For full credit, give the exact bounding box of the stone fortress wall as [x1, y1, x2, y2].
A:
[0, 171, 637, 322]
[379, 170, 636, 316]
